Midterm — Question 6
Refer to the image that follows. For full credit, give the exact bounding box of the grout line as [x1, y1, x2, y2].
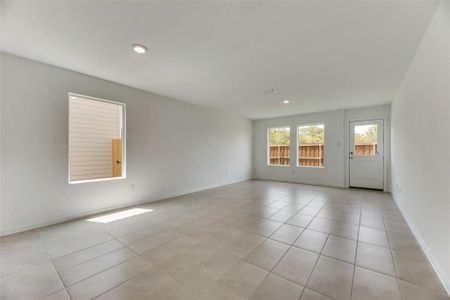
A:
[35, 231, 73, 300]
[295, 198, 331, 299]
[383, 216, 405, 300]
[349, 194, 363, 300]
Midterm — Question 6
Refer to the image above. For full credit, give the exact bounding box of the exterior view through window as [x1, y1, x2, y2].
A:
[69, 94, 125, 183]
[268, 127, 290, 166]
[354, 124, 378, 156]
[298, 124, 324, 167]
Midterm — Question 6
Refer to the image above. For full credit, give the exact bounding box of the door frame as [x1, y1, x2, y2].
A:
[345, 115, 389, 192]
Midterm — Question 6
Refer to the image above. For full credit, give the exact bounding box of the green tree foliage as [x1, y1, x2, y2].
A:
[299, 126, 324, 144]
[355, 126, 377, 144]
[269, 128, 290, 145]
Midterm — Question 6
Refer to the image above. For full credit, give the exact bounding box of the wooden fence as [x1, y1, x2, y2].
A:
[269, 143, 378, 166]
[354, 144, 378, 156]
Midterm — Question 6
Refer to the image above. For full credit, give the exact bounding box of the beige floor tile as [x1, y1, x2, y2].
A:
[351, 267, 401, 300]
[360, 216, 386, 230]
[330, 222, 358, 240]
[94, 267, 174, 300]
[0, 244, 50, 276]
[243, 219, 284, 237]
[38, 222, 113, 259]
[388, 231, 424, 257]
[399, 280, 450, 300]
[155, 241, 219, 277]
[321, 235, 356, 263]
[300, 289, 333, 300]
[299, 206, 321, 216]
[249, 273, 304, 300]
[140, 234, 200, 265]
[153, 279, 200, 300]
[287, 214, 314, 227]
[128, 230, 181, 254]
[52, 239, 124, 271]
[393, 250, 445, 291]
[41, 289, 71, 300]
[307, 256, 353, 300]
[294, 229, 328, 253]
[115, 224, 169, 245]
[269, 210, 296, 223]
[66, 256, 153, 300]
[273, 247, 319, 285]
[197, 261, 268, 300]
[307, 218, 335, 234]
[1, 262, 64, 300]
[384, 220, 414, 236]
[358, 226, 389, 248]
[270, 224, 304, 245]
[220, 232, 266, 258]
[59, 246, 136, 285]
[175, 249, 241, 293]
[356, 242, 396, 276]
[244, 239, 289, 271]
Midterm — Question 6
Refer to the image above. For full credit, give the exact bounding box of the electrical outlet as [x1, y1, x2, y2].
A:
[130, 184, 136, 191]
[291, 169, 295, 174]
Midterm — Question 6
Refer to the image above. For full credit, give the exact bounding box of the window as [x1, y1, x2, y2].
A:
[298, 124, 324, 167]
[69, 93, 125, 183]
[354, 124, 378, 156]
[268, 127, 290, 166]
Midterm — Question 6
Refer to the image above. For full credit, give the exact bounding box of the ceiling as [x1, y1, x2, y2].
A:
[1, 1, 439, 119]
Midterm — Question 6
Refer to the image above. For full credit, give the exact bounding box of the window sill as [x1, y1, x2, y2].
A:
[267, 164, 291, 167]
[69, 176, 126, 184]
[296, 166, 324, 169]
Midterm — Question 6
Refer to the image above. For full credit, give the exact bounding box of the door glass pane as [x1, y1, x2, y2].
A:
[268, 127, 290, 166]
[298, 124, 324, 167]
[354, 124, 378, 156]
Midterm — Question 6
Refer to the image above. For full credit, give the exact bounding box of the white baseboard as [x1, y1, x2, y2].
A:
[392, 194, 450, 295]
[0, 177, 251, 237]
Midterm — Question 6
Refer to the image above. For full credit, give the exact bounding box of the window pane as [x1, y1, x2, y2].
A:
[69, 95, 125, 183]
[298, 124, 324, 167]
[354, 124, 378, 156]
[268, 127, 290, 166]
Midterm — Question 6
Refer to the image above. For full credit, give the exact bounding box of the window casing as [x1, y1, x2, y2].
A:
[68, 93, 126, 183]
[297, 124, 324, 168]
[267, 127, 291, 166]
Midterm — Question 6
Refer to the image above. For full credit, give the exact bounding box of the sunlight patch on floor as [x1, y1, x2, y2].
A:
[86, 208, 153, 223]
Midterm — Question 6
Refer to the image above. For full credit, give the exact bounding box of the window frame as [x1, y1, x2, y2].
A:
[267, 126, 291, 167]
[297, 123, 325, 168]
[68, 92, 127, 184]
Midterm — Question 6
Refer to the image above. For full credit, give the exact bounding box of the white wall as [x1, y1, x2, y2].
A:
[253, 105, 390, 189]
[391, 0, 450, 292]
[0, 53, 253, 235]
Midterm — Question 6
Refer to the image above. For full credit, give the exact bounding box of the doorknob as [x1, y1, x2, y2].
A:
[116, 160, 121, 164]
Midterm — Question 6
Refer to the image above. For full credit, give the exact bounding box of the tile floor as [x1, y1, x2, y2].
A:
[1, 180, 448, 300]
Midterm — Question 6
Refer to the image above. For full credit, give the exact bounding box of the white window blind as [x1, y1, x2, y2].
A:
[69, 95, 124, 182]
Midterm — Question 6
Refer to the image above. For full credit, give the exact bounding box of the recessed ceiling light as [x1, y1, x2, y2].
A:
[283, 100, 290, 104]
[132, 44, 147, 54]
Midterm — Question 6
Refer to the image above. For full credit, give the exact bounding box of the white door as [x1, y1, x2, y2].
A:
[349, 120, 384, 189]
